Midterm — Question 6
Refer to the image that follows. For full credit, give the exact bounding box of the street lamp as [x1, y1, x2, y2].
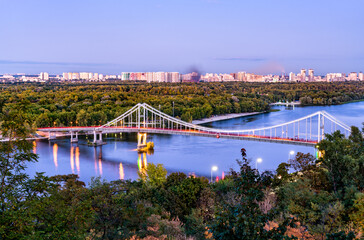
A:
[256, 158, 262, 169]
[211, 166, 218, 182]
[288, 150, 295, 161]
[172, 101, 175, 117]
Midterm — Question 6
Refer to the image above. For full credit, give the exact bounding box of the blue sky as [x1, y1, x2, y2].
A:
[0, 0, 363, 75]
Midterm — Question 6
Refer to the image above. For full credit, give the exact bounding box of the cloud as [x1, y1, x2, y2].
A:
[214, 57, 267, 62]
[0, 60, 112, 67]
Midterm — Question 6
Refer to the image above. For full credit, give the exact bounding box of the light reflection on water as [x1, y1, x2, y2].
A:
[70, 146, 74, 173]
[53, 144, 58, 169]
[27, 101, 364, 183]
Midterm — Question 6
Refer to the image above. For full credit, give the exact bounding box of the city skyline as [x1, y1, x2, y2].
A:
[2, 68, 363, 83]
[1, 0, 364, 74]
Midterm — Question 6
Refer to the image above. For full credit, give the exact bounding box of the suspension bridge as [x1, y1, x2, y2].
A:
[37, 103, 352, 147]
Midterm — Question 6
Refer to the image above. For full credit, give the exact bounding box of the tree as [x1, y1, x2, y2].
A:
[0, 104, 38, 239]
[209, 148, 295, 240]
[318, 128, 364, 193]
[138, 163, 167, 188]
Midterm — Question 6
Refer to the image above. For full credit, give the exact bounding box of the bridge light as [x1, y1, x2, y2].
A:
[211, 166, 218, 182]
[288, 150, 295, 161]
[255, 158, 262, 169]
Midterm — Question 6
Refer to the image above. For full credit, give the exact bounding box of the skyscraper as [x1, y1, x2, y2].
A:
[289, 72, 295, 81]
[300, 69, 306, 81]
[308, 69, 314, 81]
[348, 72, 357, 81]
[359, 72, 364, 81]
[39, 72, 49, 81]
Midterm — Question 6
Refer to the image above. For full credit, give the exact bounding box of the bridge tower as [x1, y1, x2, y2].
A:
[137, 132, 147, 149]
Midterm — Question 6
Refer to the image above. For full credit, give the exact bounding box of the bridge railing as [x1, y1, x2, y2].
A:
[96, 103, 351, 143]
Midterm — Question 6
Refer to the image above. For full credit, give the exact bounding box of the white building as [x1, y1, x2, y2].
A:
[359, 72, 363, 81]
[80, 72, 90, 80]
[348, 72, 358, 81]
[289, 72, 295, 81]
[39, 72, 49, 80]
[308, 69, 314, 81]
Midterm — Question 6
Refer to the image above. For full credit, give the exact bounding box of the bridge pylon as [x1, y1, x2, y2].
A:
[137, 132, 147, 149]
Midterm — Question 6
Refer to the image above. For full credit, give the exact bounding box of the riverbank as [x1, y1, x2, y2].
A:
[192, 111, 263, 124]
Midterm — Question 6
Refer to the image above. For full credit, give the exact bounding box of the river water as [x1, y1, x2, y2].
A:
[27, 101, 364, 183]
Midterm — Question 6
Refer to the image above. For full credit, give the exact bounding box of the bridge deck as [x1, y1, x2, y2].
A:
[37, 126, 317, 146]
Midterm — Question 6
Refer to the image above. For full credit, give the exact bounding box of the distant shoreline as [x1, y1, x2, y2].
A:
[192, 112, 263, 125]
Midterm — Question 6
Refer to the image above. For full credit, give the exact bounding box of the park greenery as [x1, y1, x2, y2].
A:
[0, 103, 363, 239]
[0, 81, 363, 128]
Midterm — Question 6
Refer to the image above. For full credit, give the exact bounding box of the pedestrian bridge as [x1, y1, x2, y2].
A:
[38, 103, 351, 147]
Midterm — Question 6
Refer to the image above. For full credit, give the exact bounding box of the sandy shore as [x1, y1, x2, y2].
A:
[192, 112, 262, 125]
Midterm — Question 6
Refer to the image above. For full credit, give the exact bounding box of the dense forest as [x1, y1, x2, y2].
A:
[0, 105, 363, 239]
[0, 81, 363, 127]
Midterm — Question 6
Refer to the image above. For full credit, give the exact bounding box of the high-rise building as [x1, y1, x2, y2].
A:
[121, 72, 130, 81]
[146, 72, 154, 82]
[39, 72, 49, 81]
[289, 72, 295, 81]
[62, 72, 68, 80]
[93, 73, 99, 81]
[308, 69, 314, 81]
[348, 72, 358, 81]
[153, 72, 165, 82]
[170, 72, 180, 82]
[359, 72, 364, 81]
[300, 69, 306, 81]
[80, 72, 89, 80]
[72, 73, 80, 80]
[237, 72, 246, 81]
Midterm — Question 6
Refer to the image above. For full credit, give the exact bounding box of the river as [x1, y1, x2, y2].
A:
[27, 101, 364, 183]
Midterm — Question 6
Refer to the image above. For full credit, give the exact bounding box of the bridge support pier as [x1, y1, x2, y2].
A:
[137, 132, 147, 149]
[92, 131, 105, 146]
[70, 131, 78, 143]
[48, 131, 56, 140]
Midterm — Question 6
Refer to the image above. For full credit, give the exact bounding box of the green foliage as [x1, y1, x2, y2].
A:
[209, 149, 295, 240]
[1, 101, 363, 239]
[276, 127, 364, 239]
[2, 81, 363, 128]
[0, 104, 38, 239]
[138, 163, 167, 188]
[318, 127, 364, 193]
[325, 231, 355, 240]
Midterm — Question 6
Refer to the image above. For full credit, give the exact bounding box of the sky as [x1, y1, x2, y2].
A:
[0, 0, 363, 75]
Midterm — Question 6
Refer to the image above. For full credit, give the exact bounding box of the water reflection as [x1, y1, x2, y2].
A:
[119, 163, 124, 180]
[70, 146, 74, 173]
[26, 102, 364, 183]
[99, 159, 103, 176]
[94, 147, 98, 175]
[75, 146, 80, 174]
[137, 153, 147, 175]
[33, 141, 37, 154]
[53, 143, 58, 169]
